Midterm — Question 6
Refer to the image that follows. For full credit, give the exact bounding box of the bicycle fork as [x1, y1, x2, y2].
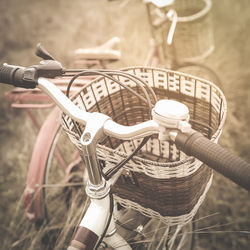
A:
[69, 194, 130, 250]
[68, 113, 131, 250]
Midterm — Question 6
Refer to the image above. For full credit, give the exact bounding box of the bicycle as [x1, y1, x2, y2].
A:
[18, 0, 223, 227]
[1, 0, 219, 227]
[0, 51, 249, 249]
[144, 0, 221, 85]
[1, 1, 243, 249]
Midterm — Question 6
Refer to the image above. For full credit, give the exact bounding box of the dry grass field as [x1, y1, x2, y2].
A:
[0, 0, 250, 249]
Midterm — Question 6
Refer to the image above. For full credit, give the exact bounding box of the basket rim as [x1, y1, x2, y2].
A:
[122, 66, 227, 133]
[97, 143, 196, 168]
[66, 65, 227, 137]
[176, 0, 212, 23]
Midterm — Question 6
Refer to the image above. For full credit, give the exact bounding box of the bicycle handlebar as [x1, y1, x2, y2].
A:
[0, 60, 63, 89]
[1, 63, 250, 190]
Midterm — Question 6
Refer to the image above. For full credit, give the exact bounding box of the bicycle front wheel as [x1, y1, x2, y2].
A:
[43, 127, 87, 223]
[103, 205, 194, 250]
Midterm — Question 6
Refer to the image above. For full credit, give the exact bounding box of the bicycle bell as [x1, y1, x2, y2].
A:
[152, 99, 191, 140]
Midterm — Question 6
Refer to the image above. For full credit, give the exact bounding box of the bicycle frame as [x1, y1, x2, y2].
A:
[32, 74, 249, 249]
[75, 182, 131, 249]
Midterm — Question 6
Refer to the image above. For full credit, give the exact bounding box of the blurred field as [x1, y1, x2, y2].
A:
[0, 0, 250, 249]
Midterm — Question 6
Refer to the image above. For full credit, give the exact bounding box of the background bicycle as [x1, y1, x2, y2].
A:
[0, 0, 250, 249]
[144, 0, 222, 86]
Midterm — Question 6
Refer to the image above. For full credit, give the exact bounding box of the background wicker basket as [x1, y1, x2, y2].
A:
[61, 67, 227, 223]
[146, 0, 214, 63]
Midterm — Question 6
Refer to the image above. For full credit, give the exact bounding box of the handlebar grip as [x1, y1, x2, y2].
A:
[175, 131, 250, 190]
[0, 64, 36, 88]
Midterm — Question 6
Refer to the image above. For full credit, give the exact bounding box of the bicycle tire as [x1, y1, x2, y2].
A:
[176, 62, 222, 88]
[100, 205, 194, 250]
[29, 125, 90, 249]
[42, 126, 87, 223]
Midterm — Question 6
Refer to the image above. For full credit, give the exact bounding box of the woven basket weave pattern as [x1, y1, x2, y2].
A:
[61, 67, 226, 219]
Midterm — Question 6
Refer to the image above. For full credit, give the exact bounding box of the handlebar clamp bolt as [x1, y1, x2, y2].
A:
[82, 132, 91, 142]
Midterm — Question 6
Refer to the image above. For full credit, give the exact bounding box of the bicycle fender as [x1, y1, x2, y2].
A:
[23, 107, 61, 222]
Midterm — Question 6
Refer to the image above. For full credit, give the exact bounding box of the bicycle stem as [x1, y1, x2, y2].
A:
[80, 113, 110, 186]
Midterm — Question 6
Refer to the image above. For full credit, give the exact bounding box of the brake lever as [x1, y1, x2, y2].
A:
[20, 44, 65, 84]
[35, 43, 55, 60]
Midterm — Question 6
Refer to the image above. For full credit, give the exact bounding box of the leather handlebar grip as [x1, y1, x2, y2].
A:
[175, 131, 250, 190]
[0, 65, 14, 84]
[0, 65, 36, 88]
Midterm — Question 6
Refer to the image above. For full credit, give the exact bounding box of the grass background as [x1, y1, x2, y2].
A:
[0, 0, 250, 249]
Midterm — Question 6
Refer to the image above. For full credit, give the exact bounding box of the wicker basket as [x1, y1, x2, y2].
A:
[61, 67, 226, 224]
[146, 0, 214, 63]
